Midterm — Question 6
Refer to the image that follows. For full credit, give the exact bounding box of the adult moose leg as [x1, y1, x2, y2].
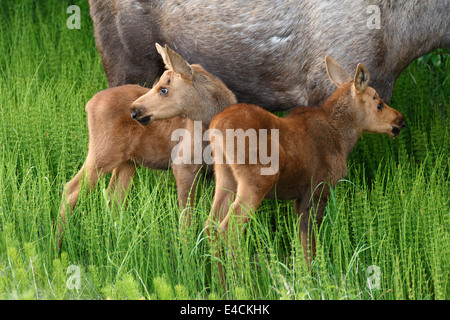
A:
[89, 0, 165, 87]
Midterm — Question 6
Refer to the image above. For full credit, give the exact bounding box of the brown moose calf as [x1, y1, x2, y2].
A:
[59, 44, 237, 246]
[206, 56, 406, 265]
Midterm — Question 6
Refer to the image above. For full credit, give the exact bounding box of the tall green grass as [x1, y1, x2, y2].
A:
[0, 1, 448, 300]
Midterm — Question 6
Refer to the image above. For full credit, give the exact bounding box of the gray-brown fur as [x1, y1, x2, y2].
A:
[89, 0, 449, 110]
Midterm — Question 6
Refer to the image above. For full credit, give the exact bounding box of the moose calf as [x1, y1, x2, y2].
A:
[206, 57, 406, 267]
[59, 44, 237, 247]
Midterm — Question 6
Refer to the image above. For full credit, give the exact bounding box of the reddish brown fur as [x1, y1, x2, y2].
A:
[206, 57, 405, 280]
[59, 85, 194, 233]
[59, 45, 237, 248]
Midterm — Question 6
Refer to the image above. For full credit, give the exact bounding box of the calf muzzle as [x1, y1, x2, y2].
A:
[130, 105, 152, 126]
[392, 116, 406, 137]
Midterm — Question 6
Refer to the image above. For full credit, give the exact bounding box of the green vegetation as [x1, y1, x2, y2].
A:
[0, 1, 448, 300]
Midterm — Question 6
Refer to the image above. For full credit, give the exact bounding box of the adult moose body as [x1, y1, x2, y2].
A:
[89, 0, 449, 109]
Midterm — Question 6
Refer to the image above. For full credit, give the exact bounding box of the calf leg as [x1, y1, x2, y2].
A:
[61, 154, 100, 221]
[205, 163, 238, 286]
[59, 152, 118, 249]
[218, 163, 278, 237]
[172, 163, 203, 228]
[206, 163, 237, 236]
[219, 182, 272, 241]
[107, 161, 136, 211]
[295, 186, 329, 265]
[59, 153, 104, 248]
[215, 167, 277, 285]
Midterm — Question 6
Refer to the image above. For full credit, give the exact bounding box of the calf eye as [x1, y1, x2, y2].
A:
[377, 103, 383, 110]
[160, 88, 168, 96]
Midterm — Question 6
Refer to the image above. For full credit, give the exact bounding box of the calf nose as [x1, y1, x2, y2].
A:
[395, 114, 406, 129]
[130, 104, 152, 126]
[130, 104, 144, 120]
[398, 118, 406, 129]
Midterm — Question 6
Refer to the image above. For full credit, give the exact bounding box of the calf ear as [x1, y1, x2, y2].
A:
[354, 63, 370, 94]
[164, 44, 193, 80]
[155, 43, 173, 70]
[325, 56, 352, 87]
[155, 43, 193, 80]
